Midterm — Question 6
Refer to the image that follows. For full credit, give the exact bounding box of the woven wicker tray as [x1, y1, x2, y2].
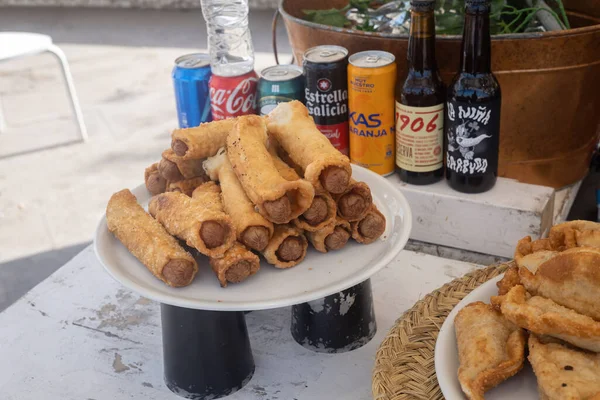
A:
[372, 263, 511, 400]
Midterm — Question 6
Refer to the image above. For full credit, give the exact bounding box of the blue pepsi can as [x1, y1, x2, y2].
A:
[172, 53, 212, 128]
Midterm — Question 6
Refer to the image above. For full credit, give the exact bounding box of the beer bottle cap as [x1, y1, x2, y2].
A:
[465, 0, 491, 12]
[410, 0, 435, 11]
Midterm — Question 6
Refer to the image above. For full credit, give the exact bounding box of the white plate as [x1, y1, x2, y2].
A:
[94, 165, 412, 311]
[435, 274, 538, 399]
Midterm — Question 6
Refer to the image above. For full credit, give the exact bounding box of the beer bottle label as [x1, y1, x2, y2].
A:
[395, 102, 444, 172]
[445, 99, 501, 177]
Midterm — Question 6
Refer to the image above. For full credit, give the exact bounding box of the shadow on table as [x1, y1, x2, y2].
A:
[0, 242, 90, 313]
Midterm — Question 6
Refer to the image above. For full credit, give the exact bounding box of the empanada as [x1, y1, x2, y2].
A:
[575, 230, 600, 249]
[514, 236, 558, 262]
[529, 335, 600, 400]
[497, 265, 521, 296]
[519, 247, 600, 321]
[492, 285, 600, 352]
[455, 302, 527, 400]
[497, 250, 559, 295]
[549, 220, 600, 250]
[516, 249, 558, 272]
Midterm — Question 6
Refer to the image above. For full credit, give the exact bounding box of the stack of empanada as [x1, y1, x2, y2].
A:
[455, 221, 600, 399]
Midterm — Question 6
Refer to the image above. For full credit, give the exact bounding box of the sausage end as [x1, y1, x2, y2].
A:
[319, 166, 350, 194]
[172, 139, 189, 157]
[200, 221, 227, 249]
[163, 259, 195, 287]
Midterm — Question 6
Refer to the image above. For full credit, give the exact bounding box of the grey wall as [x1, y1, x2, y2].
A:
[0, 0, 279, 9]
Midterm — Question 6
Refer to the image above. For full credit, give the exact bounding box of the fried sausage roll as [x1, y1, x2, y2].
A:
[306, 218, 352, 253]
[209, 242, 260, 288]
[334, 179, 373, 222]
[106, 189, 197, 287]
[262, 224, 308, 268]
[171, 118, 236, 159]
[351, 205, 386, 244]
[204, 148, 274, 252]
[167, 176, 208, 197]
[266, 101, 352, 194]
[269, 145, 302, 182]
[227, 115, 314, 224]
[294, 189, 337, 232]
[144, 163, 167, 195]
[148, 184, 236, 258]
[268, 146, 337, 232]
[159, 149, 207, 182]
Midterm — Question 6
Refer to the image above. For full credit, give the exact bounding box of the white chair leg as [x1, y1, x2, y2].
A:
[47, 44, 88, 142]
[0, 94, 6, 133]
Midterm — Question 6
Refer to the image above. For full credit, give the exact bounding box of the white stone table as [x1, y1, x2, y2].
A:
[0, 246, 481, 400]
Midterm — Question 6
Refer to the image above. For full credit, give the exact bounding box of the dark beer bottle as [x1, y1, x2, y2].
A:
[445, 0, 501, 193]
[396, 0, 445, 185]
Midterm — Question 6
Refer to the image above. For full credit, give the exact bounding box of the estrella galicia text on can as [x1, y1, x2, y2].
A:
[303, 45, 349, 155]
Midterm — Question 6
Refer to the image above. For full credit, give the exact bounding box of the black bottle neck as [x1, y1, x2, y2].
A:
[407, 8, 437, 74]
[460, 8, 491, 74]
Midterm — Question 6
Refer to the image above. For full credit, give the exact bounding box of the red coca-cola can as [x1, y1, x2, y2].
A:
[209, 70, 258, 120]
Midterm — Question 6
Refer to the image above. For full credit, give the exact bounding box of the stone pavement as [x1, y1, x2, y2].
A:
[0, 7, 291, 310]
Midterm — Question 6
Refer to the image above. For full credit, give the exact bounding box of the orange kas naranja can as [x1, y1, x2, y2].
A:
[348, 51, 397, 176]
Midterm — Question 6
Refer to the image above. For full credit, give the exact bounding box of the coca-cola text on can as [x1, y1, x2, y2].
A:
[303, 45, 349, 155]
[209, 70, 258, 120]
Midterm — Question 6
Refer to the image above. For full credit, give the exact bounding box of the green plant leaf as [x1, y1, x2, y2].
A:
[303, 0, 571, 34]
[302, 8, 349, 27]
[350, 0, 372, 13]
[490, 0, 506, 15]
[355, 18, 377, 31]
[302, 9, 317, 19]
[436, 12, 464, 35]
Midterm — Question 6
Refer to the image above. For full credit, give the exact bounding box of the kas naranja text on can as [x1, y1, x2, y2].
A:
[348, 51, 397, 176]
[209, 70, 258, 120]
[303, 45, 349, 155]
[172, 53, 212, 128]
[258, 65, 304, 116]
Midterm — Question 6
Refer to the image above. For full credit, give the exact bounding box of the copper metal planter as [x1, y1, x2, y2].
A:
[279, 0, 600, 188]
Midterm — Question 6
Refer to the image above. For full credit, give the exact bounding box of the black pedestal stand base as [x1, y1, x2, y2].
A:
[291, 279, 377, 353]
[161, 304, 255, 399]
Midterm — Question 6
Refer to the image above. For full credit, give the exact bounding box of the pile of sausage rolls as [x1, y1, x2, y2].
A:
[106, 101, 386, 288]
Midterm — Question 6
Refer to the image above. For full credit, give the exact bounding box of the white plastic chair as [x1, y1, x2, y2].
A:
[0, 32, 88, 142]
